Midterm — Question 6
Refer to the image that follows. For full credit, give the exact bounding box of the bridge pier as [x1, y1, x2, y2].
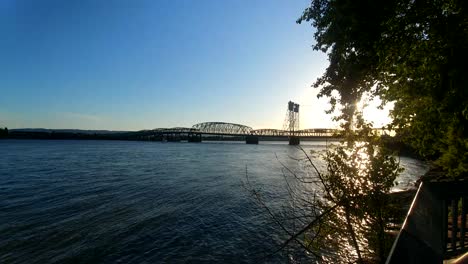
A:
[288, 136, 300, 145]
[165, 133, 181, 142]
[152, 134, 163, 141]
[188, 133, 202, 143]
[245, 135, 259, 144]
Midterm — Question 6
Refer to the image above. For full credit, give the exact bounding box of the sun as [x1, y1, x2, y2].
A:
[357, 95, 393, 128]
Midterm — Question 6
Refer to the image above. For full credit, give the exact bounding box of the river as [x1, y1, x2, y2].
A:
[0, 140, 429, 263]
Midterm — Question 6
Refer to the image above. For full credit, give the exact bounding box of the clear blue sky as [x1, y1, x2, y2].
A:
[0, 0, 338, 130]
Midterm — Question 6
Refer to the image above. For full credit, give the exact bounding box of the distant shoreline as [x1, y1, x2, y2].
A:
[2, 130, 338, 142]
[1, 130, 421, 159]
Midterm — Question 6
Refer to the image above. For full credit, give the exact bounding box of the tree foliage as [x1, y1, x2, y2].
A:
[0, 127, 7, 138]
[246, 76, 405, 262]
[246, 116, 403, 263]
[309, 117, 402, 263]
[298, 0, 468, 177]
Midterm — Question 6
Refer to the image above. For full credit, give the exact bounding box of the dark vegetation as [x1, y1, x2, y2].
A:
[0, 127, 7, 138]
[5, 129, 140, 141]
[246, 0, 467, 263]
[297, 0, 468, 178]
[3, 129, 336, 142]
[247, 117, 406, 263]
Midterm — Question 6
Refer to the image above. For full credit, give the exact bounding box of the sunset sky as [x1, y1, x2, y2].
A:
[0, 0, 390, 130]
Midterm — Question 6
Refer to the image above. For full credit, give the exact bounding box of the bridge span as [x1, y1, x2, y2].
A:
[135, 122, 340, 145]
[192, 122, 337, 137]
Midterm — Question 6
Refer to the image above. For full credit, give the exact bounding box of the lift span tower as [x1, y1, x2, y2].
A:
[283, 101, 300, 145]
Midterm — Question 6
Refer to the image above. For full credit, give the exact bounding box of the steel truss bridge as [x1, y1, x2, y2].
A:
[191, 122, 338, 137]
[133, 122, 388, 144]
[132, 101, 388, 144]
[137, 122, 339, 139]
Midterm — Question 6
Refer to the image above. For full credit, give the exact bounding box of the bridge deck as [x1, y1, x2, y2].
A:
[137, 122, 387, 138]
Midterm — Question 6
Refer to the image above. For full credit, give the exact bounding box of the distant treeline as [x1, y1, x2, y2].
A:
[0, 127, 8, 138]
[3, 129, 417, 155]
[2, 130, 246, 141]
[5, 130, 144, 141]
[2, 130, 334, 142]
[3, 131, 288, 142]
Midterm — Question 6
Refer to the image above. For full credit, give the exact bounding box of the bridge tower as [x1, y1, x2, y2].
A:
[283, 101, 300, 145]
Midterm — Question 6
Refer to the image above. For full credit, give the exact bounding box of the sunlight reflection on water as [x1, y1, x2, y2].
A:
[0, 140, 428, 263]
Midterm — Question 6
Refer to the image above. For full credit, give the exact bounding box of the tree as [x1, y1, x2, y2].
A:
[247, 2, 466, 261]
[0, 127, 7, 138]
[246, 116, 402, 263]
[297, 0, 468, 177]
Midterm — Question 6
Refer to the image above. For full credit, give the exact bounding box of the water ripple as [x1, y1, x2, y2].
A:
[0, 140, 427, 263]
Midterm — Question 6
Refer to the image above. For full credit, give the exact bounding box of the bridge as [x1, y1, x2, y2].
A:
[148, 122, 337, 137]
[134, 122, 339, 145]
[130, 101, 341, 145]
[131, 101, 387, 145]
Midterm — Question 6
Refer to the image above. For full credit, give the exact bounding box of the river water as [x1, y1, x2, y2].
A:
[0, 140, 429, 263]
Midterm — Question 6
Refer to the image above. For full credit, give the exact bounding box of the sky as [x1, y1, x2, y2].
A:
[0, 0, 390, 131]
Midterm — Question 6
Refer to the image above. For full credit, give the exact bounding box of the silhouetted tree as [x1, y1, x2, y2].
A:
[246, 1, 468, 261]
[246, 114, 403, 263]
[0, 127, 7, 138]
[297, 0, 468, 177]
